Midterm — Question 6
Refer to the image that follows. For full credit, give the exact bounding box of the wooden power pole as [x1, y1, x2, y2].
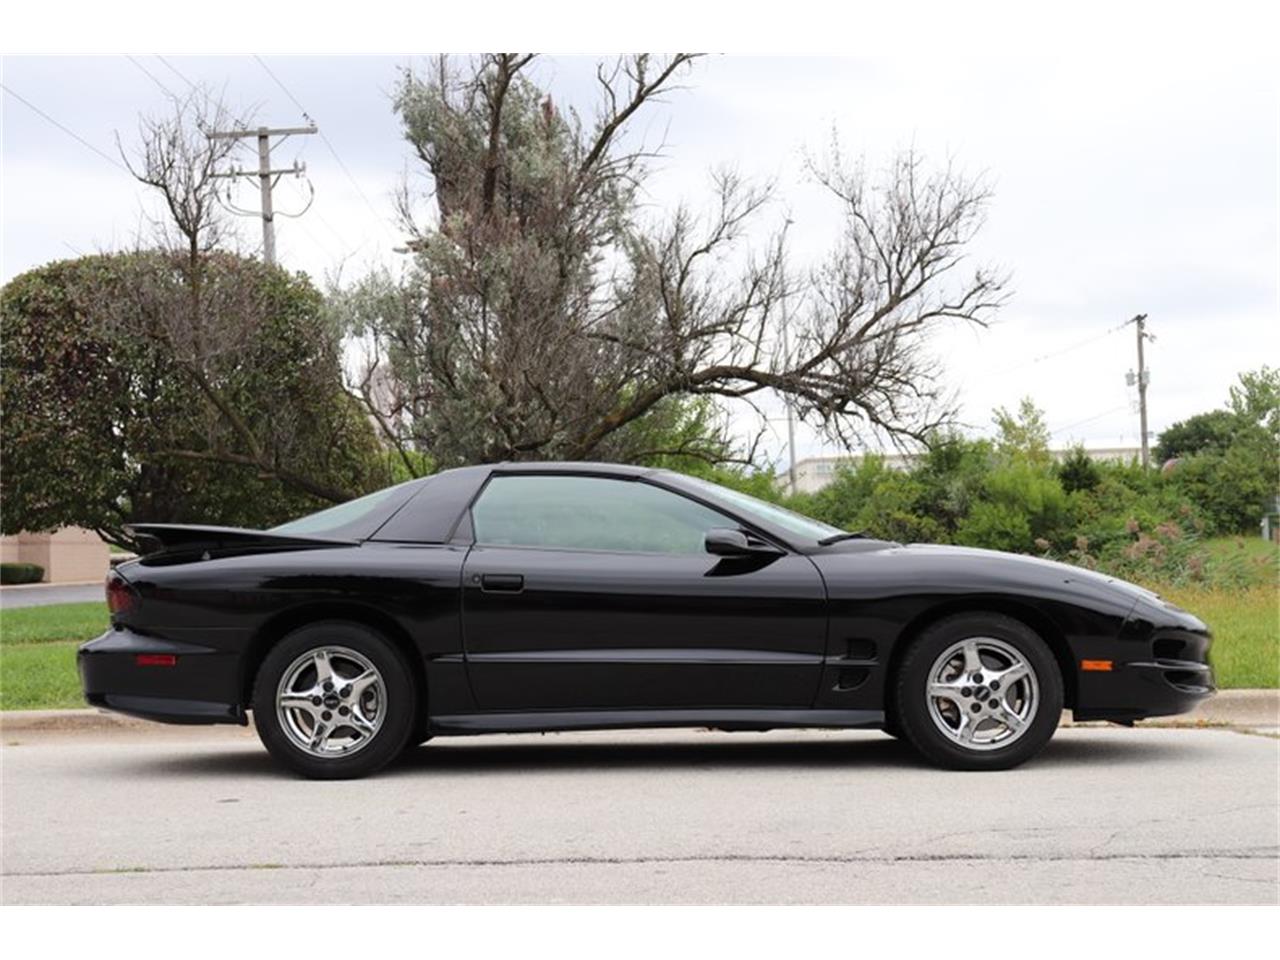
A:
[208, 123, 316, 265]
[1127, 313, 1152, 467]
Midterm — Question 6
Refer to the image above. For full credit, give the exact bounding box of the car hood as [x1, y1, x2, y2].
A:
[894, 542, 1161, 603]
[808, 539, 1163, 616]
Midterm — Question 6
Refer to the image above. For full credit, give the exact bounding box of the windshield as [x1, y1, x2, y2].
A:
[675, 475, 845, 542]
[269, 481, 416, 539]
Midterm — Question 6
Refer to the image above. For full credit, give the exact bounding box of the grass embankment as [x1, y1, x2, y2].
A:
[1148, 536, 1279, 689]
[0, 541, 1276, 711]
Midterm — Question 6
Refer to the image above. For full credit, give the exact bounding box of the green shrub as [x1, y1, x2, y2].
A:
[1057, 445, 1101, 493]
[954, 462, 1071, 552]
[0, 562, 44, 584]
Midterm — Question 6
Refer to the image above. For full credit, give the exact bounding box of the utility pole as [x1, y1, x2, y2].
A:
[1126, 313, 1153, 468]
[780, 289, 799, 496]
[208, 124, 316, 265]
[779, 217, 798, 495]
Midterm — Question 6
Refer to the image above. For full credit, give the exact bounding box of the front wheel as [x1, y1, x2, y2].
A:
[252, 621, 416, 779]
[894, 613, 1063, 771]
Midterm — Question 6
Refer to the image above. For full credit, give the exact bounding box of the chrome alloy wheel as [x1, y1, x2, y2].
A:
[925, 636, 1040, 751]
[275, 645, 385, 758]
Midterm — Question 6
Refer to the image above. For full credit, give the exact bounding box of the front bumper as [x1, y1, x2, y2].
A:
[78, 627, 246, 725]
[1073, 620, 1216, 723]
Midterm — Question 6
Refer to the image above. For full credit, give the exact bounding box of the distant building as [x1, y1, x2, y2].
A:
[785, 446, 1143, 495]
[0, 527, 110, 583]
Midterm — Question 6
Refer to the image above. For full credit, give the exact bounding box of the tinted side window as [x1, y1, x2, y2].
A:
[472, 476, 733, 554]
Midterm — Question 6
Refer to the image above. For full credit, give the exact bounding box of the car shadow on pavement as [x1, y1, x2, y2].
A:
[107, 728, 1200, 780]
[386, 731, 1196, 776]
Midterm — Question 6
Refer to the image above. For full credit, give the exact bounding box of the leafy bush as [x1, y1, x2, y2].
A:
[1168, 445, 1276, 535]
[0, 563, 45, 585]
[1056, 445, 1101, 493]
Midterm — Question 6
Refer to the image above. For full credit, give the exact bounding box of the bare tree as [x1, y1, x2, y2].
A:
[343, 54, 1006, 470]
[101, 91, 375, 504]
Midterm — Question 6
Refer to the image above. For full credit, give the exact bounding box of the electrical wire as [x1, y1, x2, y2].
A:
[1050, 404, 1130, 437]
[978, 319, 1131, 380]
[1, 83, 130, 174]
[125, 55, 180, 101]
[250, 54, 396, 242]
[155, 55, 198, 93]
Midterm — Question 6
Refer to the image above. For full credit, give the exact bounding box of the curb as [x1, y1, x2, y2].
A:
[0, 580, 104, 590]
[3, 690, 1277, 735]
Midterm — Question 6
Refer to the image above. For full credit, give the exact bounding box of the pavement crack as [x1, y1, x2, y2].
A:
[9, 848, 1278, 880]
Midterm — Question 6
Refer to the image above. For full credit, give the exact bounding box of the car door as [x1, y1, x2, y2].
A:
[459, 473, 828, 711]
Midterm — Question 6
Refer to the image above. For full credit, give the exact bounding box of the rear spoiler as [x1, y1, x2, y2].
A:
[124, 523, 356, 558]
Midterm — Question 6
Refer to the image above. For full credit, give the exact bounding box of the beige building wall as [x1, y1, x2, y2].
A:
[0, 527, 110, 583]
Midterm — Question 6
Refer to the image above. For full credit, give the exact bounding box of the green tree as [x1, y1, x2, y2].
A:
[913, 433, 995, 537]
[1160, 368, 1280, 532]
[992, 397, 1052, 467]
[1057, 445, 1101, 494]
[1, 253, 386, 549]
[1154, 409, 1237, 462]
[955, 462, 1070, 552]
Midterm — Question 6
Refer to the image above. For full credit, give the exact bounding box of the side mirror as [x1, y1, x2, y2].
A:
[705, 527, 783, 558]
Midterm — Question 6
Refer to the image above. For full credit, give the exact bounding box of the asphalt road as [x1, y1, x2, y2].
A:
[2, 725, 1277, 904]
[0, 583, 103, 609]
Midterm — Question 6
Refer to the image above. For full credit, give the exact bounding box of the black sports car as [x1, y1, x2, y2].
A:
[79, 462, 1214, 778]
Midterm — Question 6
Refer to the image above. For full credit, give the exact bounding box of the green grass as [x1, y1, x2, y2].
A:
[0, 601, 108, 645]
[0, 641, 85, 709]
[1201, 535, 1280, 587]
[0, 602, 107, 710]
[1161, 583, 1279, 689]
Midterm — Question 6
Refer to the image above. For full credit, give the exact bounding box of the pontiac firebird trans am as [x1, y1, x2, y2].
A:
[79, 462, 1214, 778]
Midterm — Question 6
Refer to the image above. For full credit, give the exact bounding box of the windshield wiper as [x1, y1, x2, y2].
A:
[817, 531, 869, 546]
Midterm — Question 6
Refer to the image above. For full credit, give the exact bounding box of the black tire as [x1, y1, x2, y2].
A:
[252, 621, 417, 779]
[894, 612, 1063, 771]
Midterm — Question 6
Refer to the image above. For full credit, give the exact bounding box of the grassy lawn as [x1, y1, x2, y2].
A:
[1160, 584, 1278, 689]
[0, 564, 1275, 710]
[1, 601, 107, 645]
[0, 602, 107, 710]
[0, 642, 85, 710]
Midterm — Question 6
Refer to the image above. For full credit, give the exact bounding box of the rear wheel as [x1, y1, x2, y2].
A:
[894, 612, 1063, 770]
[252, 621, 416, 779]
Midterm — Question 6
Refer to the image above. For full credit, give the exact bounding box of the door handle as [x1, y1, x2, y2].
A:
[480, 573, 524, 593]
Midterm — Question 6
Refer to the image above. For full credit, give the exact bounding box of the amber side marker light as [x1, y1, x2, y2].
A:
[1081, 659, 1113, 672]
[135, 654, 177, 667]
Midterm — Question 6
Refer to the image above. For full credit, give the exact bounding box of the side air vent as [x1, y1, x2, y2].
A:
[1153, 636, 1188, 660]
[844, 639, 877, 661]
[834, 667, 870, 691]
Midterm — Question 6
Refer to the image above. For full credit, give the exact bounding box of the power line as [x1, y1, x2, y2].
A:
[979, 319, 1130, 380]
[125, 55, 179, 101]
[1050, 405, 1129, 437]
[155, 55, 198, 93]
[1, 83, 130, 174]
[250, 54, 394, 241]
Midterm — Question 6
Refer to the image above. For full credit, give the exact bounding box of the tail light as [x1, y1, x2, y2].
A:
[135, 654, 176, 667]
[106, 572, 138, 616]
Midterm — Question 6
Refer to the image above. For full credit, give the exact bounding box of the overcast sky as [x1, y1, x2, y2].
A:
[2, 51, 1276, 468]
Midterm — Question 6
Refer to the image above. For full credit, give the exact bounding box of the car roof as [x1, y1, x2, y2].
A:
[436, 461, 658, 479]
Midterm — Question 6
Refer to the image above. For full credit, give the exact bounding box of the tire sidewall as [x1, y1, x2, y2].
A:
[896, 613, 1063, 771]
[252, 621, 417, 779]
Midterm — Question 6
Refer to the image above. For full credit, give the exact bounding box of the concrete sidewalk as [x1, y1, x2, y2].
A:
[3, 689, 1276, 734]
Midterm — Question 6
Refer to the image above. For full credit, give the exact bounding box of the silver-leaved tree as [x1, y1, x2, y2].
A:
[337, 53, 1007, 471]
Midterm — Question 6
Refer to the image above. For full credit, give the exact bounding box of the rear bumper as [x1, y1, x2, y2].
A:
[78, 627, 246, 726]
